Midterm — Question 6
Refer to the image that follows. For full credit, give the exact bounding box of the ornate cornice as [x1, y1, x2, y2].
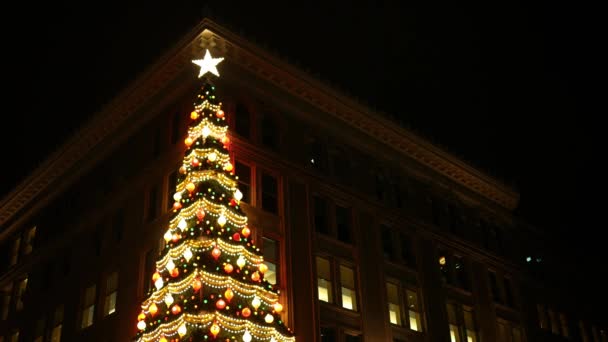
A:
[0, 18, 518, 234]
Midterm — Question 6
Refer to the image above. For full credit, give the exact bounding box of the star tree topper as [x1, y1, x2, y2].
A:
[192, 49, 224, 77]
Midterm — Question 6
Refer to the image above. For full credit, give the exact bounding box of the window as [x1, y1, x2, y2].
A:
[306, 137, 326, 172]
[143, 249, 156, 295]
[537, 304, 548, 329]
[496, 322, 508, 342]
[439, 252, 453, 285]
[313, 196, 329, 235]
[579, 320, 590, 342]
[171, 111, 182, 144]
[235, 162, 251, 203]
[10, 331, 18, 342]
[381, 225, 395, 260]
[386, 282, 402, 325]
[497, 320, 524, 342]
[112, 209, 125, 242]
[50, 305, 63, 342]
[335, 205, 352, 244]
[512, 327, 523, 342]
[261, 172, 278, 214]
[104, 272, 118, 316]
[81, 284, 96, 329]
[329, 148, 351, 185]
[340, 265, 357, 311]
[406, 289, 422, 332]
[488, 271, 502, 303]
[22, 226, 36, 255]
[261, 114, 278, 151]
[504, 277, 514, 307]
[235, 103, 251, 139]
[10, 237, 20, 266]
[167, 170, 178, 209]
[152, 127, 161, 158]
[399, 233, 415, 266]
[147, 184, 159, 221]
[374, 170, 387, 201]
[463, 307, 479, 342]
[1, 283, 11, 320]
[559, 312, 569, 337]
[447, 303, 475, 342]
[15, 277, 27, 311]
[262, 237, 278, 285]
[548, 309, 559, 335]
[34, 317, 45, 342]
[320, 327, 335, 342]
[454, 256, 470, 291]
[316, 256, 332, 303]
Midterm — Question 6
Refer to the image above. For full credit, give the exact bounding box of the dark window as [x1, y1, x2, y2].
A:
[381, 225, 395, 260]
[152, 127, 161, 159]
[454, 255, 470, 291]
[320, 327, 336, 342]
[335, 205, 352, 243]
[171, 111, 181, 144]
[167, 170, 178, 209]
[235, 103, 251, 139]
[261, 114, 278, 150]
[488, 271, 502, 303]
[93, 225, 103, 257]
[235, 162, 251, 203]
[504, 277, 514, 307]
[62, 252, 71, 276]
[261, 172, 278, 214]
[330, 150, 350, 184]
[306, 138, 326, 171]
[431, 198, 442, 226]
[345, 334, 362, 342]
[314, 196, 329, 234]
[399, 233, 415, 266]
[143, 249, 156, 295]
[147, 185, 159, 221]
[113, 209, 125, 242]
[375, 171, 386, 201]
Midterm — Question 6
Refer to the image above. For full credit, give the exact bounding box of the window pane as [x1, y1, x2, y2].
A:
[104, 292, 117, 315]
[341, 287, 356, 310]
[497, 322, 508, 342]
[450, 324, 461, 342]
[488, 271, 501, 303]
[406, 289, 420, 311]
[387, 283, 402, 325]
[316, 257, 332, 303]
[263, 261, 277, 285]
[235, 162, 251, 203]
[340, 265, 357, 310]
[261, 115, 278, 150]
[512, 327, 522, 342]
[10, 331, 19, 342]
[261, 173, 278, 214]
[81, 305, 94, 329]
[335, 206, 351, 243]
[84, 285, 96, 306]
[399, 233, 414, 266]
[1, 283, 12, 320]
[409, 310, 422, 331]
[504, 277, 514, 307]
[16, 278, 28, 311]
[407, 289, 422, 331]
[262, 238, 278, 285]
[23, 226, 36, 255]
[340, 265, 355, 288]
[107, 272, 118, 292]
[147, 185, 159, 220]
[50, 324, 62, 342]
[320, 327, 335, 342]
[235, 103, 251, 139]
[389, 303, 402, 325]
[455, 256, 469, 290]
[10, 237, 21, 266]
[314, 196, 328, 234]
[381, 225, 394, 260]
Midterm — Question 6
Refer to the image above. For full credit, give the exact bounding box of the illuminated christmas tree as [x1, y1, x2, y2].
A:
[135, 50, 295, 342]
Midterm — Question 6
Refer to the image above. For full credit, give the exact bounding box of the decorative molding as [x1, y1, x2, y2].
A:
[0, 18, 518, 233]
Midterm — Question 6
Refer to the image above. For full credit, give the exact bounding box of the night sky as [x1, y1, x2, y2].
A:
[2, 1, 605, 321]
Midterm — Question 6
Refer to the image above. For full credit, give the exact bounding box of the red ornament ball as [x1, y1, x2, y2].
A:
[216, 109, 225, 118]
[173, 202, 182, 210]
[216, 299, 226, 310]
[171, 305, 181, 315]
[170, 268, 179, 277]
[196, 208, 206, 220]
[242, 307, 251, 317]
[232, 233, 241, 241]
[224, 263, 234, 274]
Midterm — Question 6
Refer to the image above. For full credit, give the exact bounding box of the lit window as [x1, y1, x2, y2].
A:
[104, 272, 118, 316]
[1, 283, 12, 320]
[34, 316, 45, 342]
[262, 237, 279, 285]
[450, 324, 461, 342]
[340, 265, 357, 311]
[81, 284, 96, 329]
[463, 308, 478, 342]
[23, 226, 36, 255]
[559, 313, 569, 337]
[10, 237, 21, 266]
[316, 257, 332, 303]
[386, 282, 402, 325]
[15, 277, 28, 311]
[406, 289, 422, 331]
[447, 303, 460, 341]
[50, 305, 63, 342]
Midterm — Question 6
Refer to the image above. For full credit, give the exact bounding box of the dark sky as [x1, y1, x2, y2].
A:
[2, 0, 605, 320]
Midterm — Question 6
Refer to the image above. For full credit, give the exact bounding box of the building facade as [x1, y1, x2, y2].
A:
[0, 19, 606, 342]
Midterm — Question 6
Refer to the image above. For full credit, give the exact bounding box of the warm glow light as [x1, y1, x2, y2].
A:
[173, 192, 182, 201]
[183, 248, 193, 261]
[218, 214, 227, 227]
[265, 313, 274, 323]
[243, 330, 252, 342]
[178, 218, 188, 231]
[163, 230, 172, 242]
[177, 323, 187, 337]
[274, 303, 283, 313]
[154, 278, 164, 290]
[439, 256, 446, 265]
[235, 189, 243, 201]
[164, 293, 174, 306]
[137, 320, 146, 330]
[252, 296, 261, 310]
[202, 126, 211, 138]
[192, 49, 224, 77]
[210, 323, 220, 337]
[237, 255, 246, 269]
[149, 302, 158, 316]
[208, 152, 217, 161]
[166, 260, 176, 272]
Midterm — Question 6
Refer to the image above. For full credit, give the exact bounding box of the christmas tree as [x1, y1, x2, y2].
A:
[135, 50, 295, 342]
